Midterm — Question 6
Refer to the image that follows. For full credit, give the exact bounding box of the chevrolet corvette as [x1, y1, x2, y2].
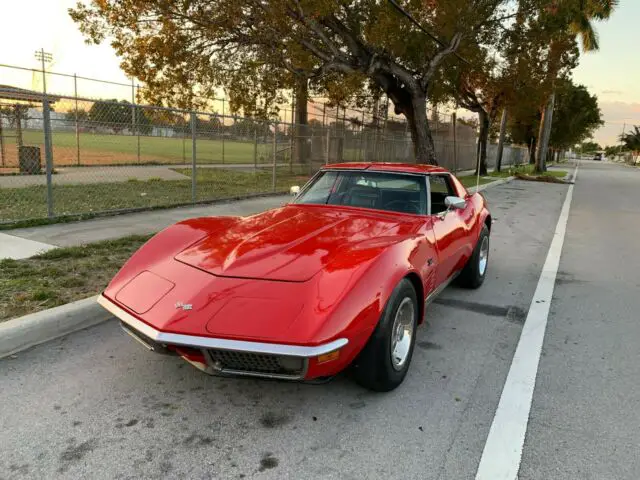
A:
[98, 163, 492, 391]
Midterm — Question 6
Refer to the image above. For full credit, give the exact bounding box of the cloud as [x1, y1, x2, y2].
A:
[601, 89, 623, 95]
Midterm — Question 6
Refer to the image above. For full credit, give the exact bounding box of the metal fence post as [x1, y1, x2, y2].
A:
[272, 122, 277, 192]
[221, 99, 225, 164]
[289, 103, 295, 173]
[74, 73, 80, 166]
[43, 98, 54, 217]
[136, 84, 141, 163]
[452, 111, 457, 173]
[254, 127, 258, 168]
[190, 112, 197, 203]
[360, 111, 365, 162]
[325, 127, 330, 165]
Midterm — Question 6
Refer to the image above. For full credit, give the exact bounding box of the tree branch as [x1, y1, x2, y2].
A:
[421, 32, 463, 90]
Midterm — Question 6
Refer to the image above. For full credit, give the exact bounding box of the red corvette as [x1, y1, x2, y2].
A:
[98, 163, 491, 391]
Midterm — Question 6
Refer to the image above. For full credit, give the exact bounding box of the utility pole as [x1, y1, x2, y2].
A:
[495, 108, 508, 172]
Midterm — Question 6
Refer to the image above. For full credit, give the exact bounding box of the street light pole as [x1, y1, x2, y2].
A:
[34, 48, 54, 217]
[34, 49, 52, 95]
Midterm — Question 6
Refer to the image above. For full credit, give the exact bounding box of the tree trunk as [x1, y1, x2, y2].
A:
[475, 109, 489, 176]
[535, 91, 555, 173]
[495, 108, 508, 172]
[529, 137, 536, 164]
[403, 93, 437, 164]
[293, 77, 309, 164]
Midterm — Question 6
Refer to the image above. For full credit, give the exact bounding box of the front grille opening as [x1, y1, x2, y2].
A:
[208, 350, 304, 376]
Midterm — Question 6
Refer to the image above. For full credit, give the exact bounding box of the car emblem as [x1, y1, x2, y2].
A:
[175, 302, 193, 311]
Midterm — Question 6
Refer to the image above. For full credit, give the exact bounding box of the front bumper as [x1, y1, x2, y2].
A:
[97, 295, 348, 380]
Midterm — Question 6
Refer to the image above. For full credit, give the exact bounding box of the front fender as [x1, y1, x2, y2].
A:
[308, 237, 426, 348]
[104, 216, 237, 296]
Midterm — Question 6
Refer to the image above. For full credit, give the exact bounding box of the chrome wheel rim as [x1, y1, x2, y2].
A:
[390, 297, 415, 371]
[478, 236, 489, 276]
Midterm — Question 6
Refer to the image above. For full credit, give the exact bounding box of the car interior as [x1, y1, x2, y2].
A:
[339, 185, 424, 214]
[429, 175, 456, 214]
[296, 171, 461, 216]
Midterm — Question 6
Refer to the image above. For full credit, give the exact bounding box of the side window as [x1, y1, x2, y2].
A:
[295, 171, 338, 204]
[429, 175, 455, 214]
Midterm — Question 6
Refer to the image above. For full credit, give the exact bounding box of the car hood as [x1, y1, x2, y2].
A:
[175, 205, 407, 282]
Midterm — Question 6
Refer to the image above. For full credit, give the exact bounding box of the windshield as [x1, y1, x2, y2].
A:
[293, 170, 427, 215]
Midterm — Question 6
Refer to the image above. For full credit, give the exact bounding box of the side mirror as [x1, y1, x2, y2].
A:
[444, 196, 466, 210]
[290, 185, 300, 197]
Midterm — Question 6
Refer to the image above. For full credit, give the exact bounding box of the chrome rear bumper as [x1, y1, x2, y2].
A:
[98, 294, 347, 380]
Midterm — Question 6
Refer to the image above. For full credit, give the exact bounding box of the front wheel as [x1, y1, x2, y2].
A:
[457, 224, 490, 289]
[352, 279, 418, 392]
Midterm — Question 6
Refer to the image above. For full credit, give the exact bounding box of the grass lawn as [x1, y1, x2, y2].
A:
[488, 163, 568, 178]
[9, 130, 276, 166]
[456, 175, 495, 188]
[457, 163, 568, 187]
[1, 167, 311, 223]
[0, 235, 151, 321]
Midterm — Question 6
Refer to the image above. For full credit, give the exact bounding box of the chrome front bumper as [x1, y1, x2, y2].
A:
[97, 295, 348, 380]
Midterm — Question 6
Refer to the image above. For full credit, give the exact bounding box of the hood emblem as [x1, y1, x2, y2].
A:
[175, 302, 193, 311]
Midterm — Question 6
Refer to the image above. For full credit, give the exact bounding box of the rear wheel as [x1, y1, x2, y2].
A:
[352, 279, 418, 392]
[457, 224, 490, 289]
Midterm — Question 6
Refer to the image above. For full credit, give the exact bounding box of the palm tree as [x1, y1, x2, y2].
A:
[535, 0, 618, 173]
[620, 126, 640, 163]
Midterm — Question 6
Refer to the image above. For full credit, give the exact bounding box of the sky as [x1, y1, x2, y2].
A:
[0, 0, 638, 146]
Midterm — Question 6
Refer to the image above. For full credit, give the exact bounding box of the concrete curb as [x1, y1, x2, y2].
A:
[468, 176, 515, 193]
[0, 174, 516, 359]
[0, 295, 111, 359]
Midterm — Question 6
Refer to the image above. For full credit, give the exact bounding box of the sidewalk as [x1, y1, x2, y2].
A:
[0, 163, 289, 188]
[2, 194, 290, 253]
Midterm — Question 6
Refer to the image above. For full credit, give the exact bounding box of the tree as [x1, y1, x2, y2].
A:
[447, 0, 572, 174]
[579, 141, 601, 153]
[64, 109, 89, 126]
[548, 79, 603, 151]
[620, 126, 640, 162]
[534, 0, 617, 172]
[70, 0, 513, 164]
[88, 99, 152, 134]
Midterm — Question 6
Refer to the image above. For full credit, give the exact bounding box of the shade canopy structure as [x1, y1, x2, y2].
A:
[0, 85, 60, 166]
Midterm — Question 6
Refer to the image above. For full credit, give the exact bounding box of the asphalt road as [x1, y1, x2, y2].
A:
[1, 164, 613, 480]
[520, 160, 640, 479]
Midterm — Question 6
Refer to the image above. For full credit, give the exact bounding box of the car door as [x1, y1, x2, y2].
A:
[429, 174, 472, 285]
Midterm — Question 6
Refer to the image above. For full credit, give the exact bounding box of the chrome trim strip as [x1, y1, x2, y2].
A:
[98, 295, 348, 357]
[425, 271, 459, 306]
[120, 324, 154, 351]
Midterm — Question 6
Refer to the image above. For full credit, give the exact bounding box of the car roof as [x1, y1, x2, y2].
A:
[322, 162, 450, 175]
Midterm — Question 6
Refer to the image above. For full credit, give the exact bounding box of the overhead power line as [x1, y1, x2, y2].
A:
[386, 0, 469, 65]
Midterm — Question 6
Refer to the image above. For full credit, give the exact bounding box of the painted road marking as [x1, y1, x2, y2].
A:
[0, 233, 56, 260]
[475, 165, 578, 480]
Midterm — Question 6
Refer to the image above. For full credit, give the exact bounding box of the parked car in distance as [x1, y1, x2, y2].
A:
[98, 163, 492, 391]
[593, 152, 603, 161]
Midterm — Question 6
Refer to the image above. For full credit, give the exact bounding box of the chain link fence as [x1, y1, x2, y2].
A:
[1, 63, 529, 225]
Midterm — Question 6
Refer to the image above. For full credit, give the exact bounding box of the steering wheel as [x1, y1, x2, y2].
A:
[383, 200, 421, 214]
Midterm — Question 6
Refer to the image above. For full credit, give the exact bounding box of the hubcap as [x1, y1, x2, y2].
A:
[390, 297, 415, 371]
[478, 236, 489, 276]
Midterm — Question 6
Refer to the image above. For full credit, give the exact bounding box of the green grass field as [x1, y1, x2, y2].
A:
[6, 130, 278, 166]
[1, 167, 310, 223]
[1, 235, 152, 320]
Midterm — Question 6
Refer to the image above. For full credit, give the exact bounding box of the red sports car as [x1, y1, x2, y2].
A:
[98, 163, 491, 391]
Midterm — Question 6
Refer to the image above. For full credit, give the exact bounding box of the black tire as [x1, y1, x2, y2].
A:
[352, 279, 418, 392]
[457, 224, 490, 289]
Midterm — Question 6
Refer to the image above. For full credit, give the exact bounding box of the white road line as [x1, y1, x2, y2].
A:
[475, 165, 579, 480]
[0, 233, 56, 260]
